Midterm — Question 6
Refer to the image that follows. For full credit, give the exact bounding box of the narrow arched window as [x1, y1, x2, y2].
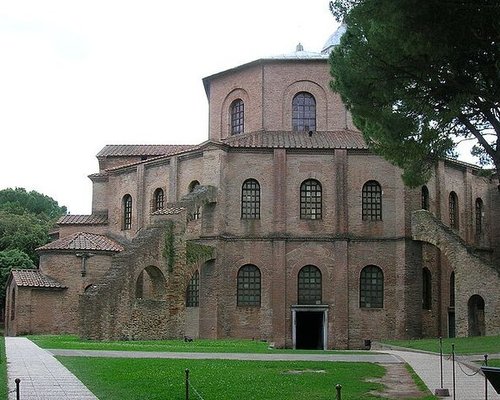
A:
[298, 265, 322, 305]
[231, 99, 244, 135]
[237, 265, 261, 307]
[362, 180, 382, 221]
[475, 198, 483, 235]
[421, 186, 429, 210]
[122, 194, 132, 230]
[450, 271, 455, 307]
[241, 179, 260, 219]
[292, 92, 316, 132]
[300, 179, 322, 220]
[186, 271, 200, 307]
[153, 188, 164, 212]
[449, 192, 459, 229]
[188, 180, 200, 193]
[360, 265, 384, 308]
[422, 268, 432, 310]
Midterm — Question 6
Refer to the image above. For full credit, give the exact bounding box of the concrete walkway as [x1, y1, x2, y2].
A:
[5, 337, 500, 399]
[5, 337, 98, 400]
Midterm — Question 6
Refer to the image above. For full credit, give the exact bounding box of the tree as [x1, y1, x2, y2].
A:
[328, 0, 500, 186]
[0, 187, 67, 219]
[0, 249, 34, 300]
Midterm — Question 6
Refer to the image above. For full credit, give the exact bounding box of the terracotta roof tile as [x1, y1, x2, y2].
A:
[151, 207, 186, 215]
[12, 269, 66, 289]
[97, 144, 197, 157]
[57, 214, 108, 225]
[222, 130, 368, 150]
[37, 232, 124, 253]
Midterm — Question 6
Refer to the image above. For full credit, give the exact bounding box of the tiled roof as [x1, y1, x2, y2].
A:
[222, 130, 368, 150]
[151, 207, 186, 216]
[37, 232, 124, 253]
[97, 144, 197, 157]
[57, 214, 108, 225]
[12, 269, 66, 289]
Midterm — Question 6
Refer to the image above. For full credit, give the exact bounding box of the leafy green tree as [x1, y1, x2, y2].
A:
[0, 188, 67, 219]
[328, 0, 500, 186]
[0, 249, 34, 299]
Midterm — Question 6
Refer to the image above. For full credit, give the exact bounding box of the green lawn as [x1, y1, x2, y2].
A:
[28, 335, 367, 354]
[0, 336, 7, 400]
[382, 335, 500, 355]
[57, 357, 390, 400]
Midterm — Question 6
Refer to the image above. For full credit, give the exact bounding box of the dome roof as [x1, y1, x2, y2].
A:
[321, 23, 347, 54]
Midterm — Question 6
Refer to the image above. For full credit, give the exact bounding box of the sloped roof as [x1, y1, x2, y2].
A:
[57, 214, 108, 225]
[97, 144, 197, 157]
[12, 269, 66, 289]
[222, 130, 368, 150]
[37, 232, 124, 253]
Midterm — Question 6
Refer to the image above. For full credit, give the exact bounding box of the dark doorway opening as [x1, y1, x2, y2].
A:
[448, 311, 455, 338]
[468, 295, 485, 337]
[295, 311, 323, 349]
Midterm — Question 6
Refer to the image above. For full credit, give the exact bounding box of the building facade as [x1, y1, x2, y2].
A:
[5, 31, 500, 349]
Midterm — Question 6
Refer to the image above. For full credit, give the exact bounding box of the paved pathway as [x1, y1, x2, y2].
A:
[5, 337, 98, 400]
[5, 337, 500, 399]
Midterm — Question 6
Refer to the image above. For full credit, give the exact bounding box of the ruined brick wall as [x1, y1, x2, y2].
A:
[412, 210, 500, 337]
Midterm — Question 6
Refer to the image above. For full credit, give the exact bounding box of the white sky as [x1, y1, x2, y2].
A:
[0, 1, 478, 215]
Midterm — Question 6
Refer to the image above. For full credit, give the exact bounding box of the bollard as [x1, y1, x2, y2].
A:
[485, 354, 488, 400]
[434, 337, 450, 397]
[15, 378, 20, 400]
[185, 368, 190, 400]
[335, 384, 342, 400]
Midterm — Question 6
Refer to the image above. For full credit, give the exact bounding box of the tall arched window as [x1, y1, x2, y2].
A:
[122, 194, 132, 230]
[237, 265, 261, 307]
[231, 99, 244, 135]
[475, 198, 483, 235]
[450, 271, 455, 307]
[362, 180, 382, 221]
[449, 191, 459, 229]
[360, 265, 384, 308]
[298, 265, 322, 305]
[292, 92, 316, 132]
[153, 188, 164, 212]
[421, 186, 429, 210]
[186, 271, 200, 307]
[300, 179, 322, 220]
[422, 268, 432, 310]
[241, 179, 260, 219]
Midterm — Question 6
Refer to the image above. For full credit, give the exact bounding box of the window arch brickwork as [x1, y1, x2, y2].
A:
[298, 265, 322, 305]
[241, 179, 260, 219]
[153, 188, 164, 212]
[237, 265, 261, 307]
[300, 179, 322, 220]
[362, 181, 382, 221]
[360, 265, 384, 308]
[292, 92, 316, 132]
[231, 99, 244, 135]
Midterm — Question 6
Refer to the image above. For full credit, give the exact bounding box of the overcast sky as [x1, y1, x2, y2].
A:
[0, 1, 477, 215]
[1, 1, 339, 214]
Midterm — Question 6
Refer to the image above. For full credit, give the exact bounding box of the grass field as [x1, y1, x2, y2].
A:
[0, 336, 7, 400]
[382, 335, 500, 355]
[57, 357, 390, 400]
[28, 335, 366, 354]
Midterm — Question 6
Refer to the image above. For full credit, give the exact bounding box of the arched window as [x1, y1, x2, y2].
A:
[153, 188, 164, 212]
[450, 271, 455, 307]
[298, 265, 322, 305]
[135, 266, 166, 300]
[300, 179, 322, 220]
[421, 186, 429, 210]
[237, 265, 261, 307]
[422, 268, 432, 310]
[122, 194, 132, 230]
[468, 295, 485, 337]
[292, 92, 316, 132]
[449, 192, 459, 229]
[186, 271, 199, 307]
[360, 265, 384, 308]
[362, 181, 382, 221]
[188, 180, 200, 193]
[475, 198, 483, 235]
[231, 99, 244, 135]
[241, 179, 260, 219]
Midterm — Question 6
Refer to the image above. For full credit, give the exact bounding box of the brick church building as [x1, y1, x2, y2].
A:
[5, 26, 500, 349]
